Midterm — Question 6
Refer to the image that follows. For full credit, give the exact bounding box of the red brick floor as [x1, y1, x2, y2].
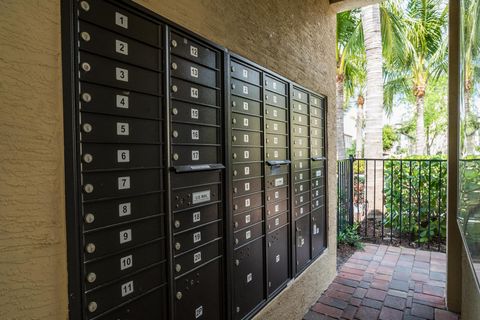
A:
[304, 244, 460, 320]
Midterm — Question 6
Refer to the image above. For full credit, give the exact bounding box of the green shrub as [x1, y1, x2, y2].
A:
[338, 223, 363, 249]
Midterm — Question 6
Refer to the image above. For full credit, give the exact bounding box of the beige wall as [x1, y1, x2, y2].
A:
[0, 0, 337, 319]
[461, 247, 480, 320]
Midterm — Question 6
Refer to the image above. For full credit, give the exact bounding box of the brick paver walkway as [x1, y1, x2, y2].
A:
[304, 244, 460, 320]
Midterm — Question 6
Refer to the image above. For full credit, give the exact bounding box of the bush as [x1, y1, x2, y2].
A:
[338, 223, 363, 249]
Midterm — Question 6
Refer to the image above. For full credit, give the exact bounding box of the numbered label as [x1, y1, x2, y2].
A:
[244, 150, 249, 159]
[275, 204, 279, 212]
[115, 12, 128, 29]
[190, 45, 198, 57]
[115, 40, 128, 55]
[193, 231, 201, 243]
[242, 69, 248, 78]
[273, 109, 278, 117]
[121, 281, 134, 297]
[244, 166, 250, 175]
[273, 137, 278, 144]
[191, 108, 199, 119]
[275, 254, 280, 263]
[190, 66, 199, 78]
[192, 150, 200, 161]
[118, 202, 131, 217]
[274, 191, 279, 199]
[195, 306, 203, 319]
[272, 82, 277, 89]
[275, 218, 280, 226]
[242, 86, 248, 94]
[273, 123, 278, 131]
[193, 211, 201, 223]
[274, 150, 278, 158]
[119, 229, 132, 244]
[243, 118, 249, 127]
[273, 95, 277, 104]
[245, 214, 251, 224]
[246, 273, 252, 283]
[193, 251, 202, 264]
[118, 176, 131, 190]
[116, 67, 129, 82]
[120, 254, 133, 270]
[117, 150, 130, 163]
[116, 94, 129, 109]
[243, 134, 249, 143]
[244, 182, 250, 191]
[245, 198, 250, 207]
[117, 122, 129, 135]
[243, 102, 249, 110]
[275, 177, 284, 187]
[245, 230, 251, 239]
[191, 129, 200, 140]
[190, 87, 199, 99]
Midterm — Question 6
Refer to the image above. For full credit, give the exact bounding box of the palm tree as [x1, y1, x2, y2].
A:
[355, 93, 365, 157]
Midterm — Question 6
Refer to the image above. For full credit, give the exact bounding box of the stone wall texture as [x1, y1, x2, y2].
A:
[0, 0, 337, 319]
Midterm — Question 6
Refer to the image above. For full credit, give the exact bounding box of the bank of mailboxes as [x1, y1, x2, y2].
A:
[66, 1, 326, 319]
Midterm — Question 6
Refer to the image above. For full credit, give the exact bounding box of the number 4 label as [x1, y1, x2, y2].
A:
[116, 95, 129, 109]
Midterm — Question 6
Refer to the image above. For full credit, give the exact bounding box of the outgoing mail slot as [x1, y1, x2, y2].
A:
[265, 173, 289, 189]
[84, 216, 164, 260]
[293, 170, 310, 183]
[171, 55, 218, 88]
[171, 145, 220, 166]
[232, 162, 262, 180]
[172, 184, 220, 211]
[233, 192, 263, 213]
[265, 120, 287, 135]
[231, 79, 261, 101]
[170, 31, 218, 69]
[266, 186, 288, 203]
[232, 178, 263, 197]
[233, 237, 265, 320]
[293, 160, 310, 171]
[79, 52, 160, 96]
[80, 113, 161, 144]
[171, 123, 219, 145]
[232, 130, 262, 146]
[292, 100, 308, 115]
[294, 203, 310, 219]
[294, 181, 310, 195]
[266, 148, 287, 161]
[265, 105, 287, 121]
[82, 169, 162, 201]
[295, 215, 311, 273]
[173, 221, 221, 254]
[292, 124, 308, 137]
[171, 170, 222, 189]
[265, 164, 289, 177]
[292, 88, 308, 104]
[84, 240, 166, 290]
[232, 147, 262, 163]
[85, 263, 166, 318]
[81, 143, 161, 171]
[82, 192, 163, 231]
[266, 199, 288, 217]
[267, 225, 289, 295]
[231, 95, 261, 116]
[231, 60, 260, 85]
[174, 239, 221, 277]
[294, 191, 311, 206]
[292, 113, 308, 126]
[174, 259, 222, 320]
[292, 148, 310, 160]
[78, 0, 162, 47]
[234, 221, 263, 248]
[171, 78, 219, 106]
[233, 207, 263, 231]
[264, 76, 286, 95]
[265, 134, 287, 147]
[173, 203, 221, 233]
[79, 21, 161, 71]
[171, 101, 219, 126]
[292, 137, 309, 148]
[232, 113, 262, 131]
[264, 91, 286, 109]
[79, 82, 161, 119]
[266, 211, 288, 232]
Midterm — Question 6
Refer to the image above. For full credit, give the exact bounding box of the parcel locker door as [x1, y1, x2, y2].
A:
[267, 225, 289, 295]
[311, 208, 326, 258]
[295, 215, 311, 273]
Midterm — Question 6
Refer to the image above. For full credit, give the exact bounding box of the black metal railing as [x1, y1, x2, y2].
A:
[337, 157, 447, 251]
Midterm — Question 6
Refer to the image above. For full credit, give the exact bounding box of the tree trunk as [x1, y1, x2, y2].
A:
[361, 4, 383, 218]
[356, 98, 364, 157]
[415, 94, 426, 155]
[336, 77, 346, 159]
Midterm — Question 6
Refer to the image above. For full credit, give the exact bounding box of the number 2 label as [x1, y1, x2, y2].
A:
[115, 40, 128, 55]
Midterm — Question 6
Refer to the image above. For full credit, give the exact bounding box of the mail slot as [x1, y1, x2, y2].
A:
[82, 169, 162, 201]
[295, 215, 311, 273]
[171, 78, 219, 106]
[84, 240, 165, 290]
[172, 183, 220, 211]
[79, 52, 161, 96]
[79, 82, 161, 119]
[81, 143, 161, 172]
[266, 186, 288, 203]
[265, 105, 287, 121]
[232, 162, 262, 180]
[293, 170, 310, 183]
[292, 148, 310, 160]
[292, 100, 308, 115]
[292, 88, 308, 104]
[310, 95, 322, 107]
[264, 91, 286, 108]
[294, 203, 310, 219]
[265, 164, 289, 177]
[292, 137, 309, 148]
[264, 76, 287, 95]
[231, 79, 261, 101]
[266, 211, 288, 232]
[266, 148, 287, 161]
[233, 207, 263, 231]
[173, 221, 221, 254]
[78, 0, 162, 47]
[294, 191, 310, 206]
[171, 123, 219, 145]
[84, 216, 164, 260]
[174, 259, 222, 320]
[85, 263, 167, 318]
[292, 124, 308, 137]
[292, 113, 308, 126]
[171, 100, 219, 126]
[232, 130, 262, 146]
[174, 239, 222, 277]
[171, 55, 218, 88]
[233, 238, 265, 320]
[231, 95, 261, 116]
[311, 209, 326, 257]
[80, 113, 161, 144]
[232, 147, 262, 162]
[170, 31, 218, 69]
[294, 181, 310, 195]
[232, 113, 262, 131]
[79, 21, 161, 71]
[266, 199, 288, 217]
[265, 134, 287, 147]
[234, 221, 263, 248]
[292, 160, 310, 171]
[171, 145, 220, 166]
[233, 178, 263, 196]
[171, 170, 222, 189]
[233, 192, 263, 213]
[173, 203, 221, 233]
[265, 173, 288, 189]
[231, 60, 260, 85]
[265, 120, 287, 134]
[267, 225, 289, 295]
[83, 192, 163, 231]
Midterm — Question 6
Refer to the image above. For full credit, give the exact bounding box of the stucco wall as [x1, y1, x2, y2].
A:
[0, 0, 337, 319]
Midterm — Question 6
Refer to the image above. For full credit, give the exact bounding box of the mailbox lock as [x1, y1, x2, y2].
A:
[233, 187, 237, 193]
[235, 259, 240, 266]
[174, 220, 180, 228]
[175, 242, 181, 250]
[234, 205, 238, 210]
[83, 184, 94, 194]
[171, 39, 178, 48]
[172, 130, 178, 138]
[82, 123, 92, 133]
[235, 238, 239, 245]
[231, 66, 235, 72]
[80, 32, 91, 42]
[81, 62, 91, 72]
[234, 222, 238, 228]
[232, 118, 236, 124]
[171, 62, 178, 70]
[171, 108, 178, 115]
[231, 101, 236, 107]
[85, 243, 96, 254]
[84, 213, 95, 224]
[86, 272, 96, 283]
[172, 153, 179, 161]
[80, 1, 90, 11]
[231, 84, 236, 90]
[81, 92, 92, 103]
[233, 170, 237, 176]
[175, 264, 181, 272]
[232, 136, 237, 142]
[267, 196, 271, 201]
[88, 301, 97, 313]
[232, 153, 237, 159]
[266, 109, 269, 114]
[236, 307, 240, 313]
[83, 153, 93, 163]
[171, 85, 178, 93]
[176, 291, 182, 300]
[268, 242, 272, 247]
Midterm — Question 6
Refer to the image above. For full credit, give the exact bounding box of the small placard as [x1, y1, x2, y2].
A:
[118, 202, 131, 217]
[115, 40, 128, 55]
[193, 231, 201, 243]
[116, 67, 129, 82]
[193, 211, 201, 223]
[120, 255, 133, 270]
[115, 12, 128, 29]
[192, 190, 210, 204]
[117, 150, 130, 163]
[118, 176, 130, 190]
[119, 229, 132, 244]
[121, 281, 134, 297]
[116, 95, 129, 109]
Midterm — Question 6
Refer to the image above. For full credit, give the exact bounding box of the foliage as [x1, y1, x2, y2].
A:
[346, 141, 357, 157]
[383, 125, 399, 152]
[338, 223, 364, 249]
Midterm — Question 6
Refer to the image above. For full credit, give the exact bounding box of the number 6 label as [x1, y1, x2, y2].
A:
[117, 150, 130, 163]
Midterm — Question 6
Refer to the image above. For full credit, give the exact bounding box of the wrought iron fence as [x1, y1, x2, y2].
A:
[337, 157, 447, 251]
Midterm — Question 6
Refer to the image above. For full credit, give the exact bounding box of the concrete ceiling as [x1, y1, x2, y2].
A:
[330, 0, 382, 12]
